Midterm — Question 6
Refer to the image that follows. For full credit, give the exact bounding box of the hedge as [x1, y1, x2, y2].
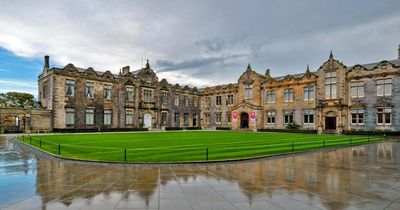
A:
[257, 128, 317, 134]
[343, 130, 400, 136]
[216, 127, 231, 130]
[52, 128, 148, 133]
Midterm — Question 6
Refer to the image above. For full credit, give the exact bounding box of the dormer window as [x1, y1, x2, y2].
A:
[245, 84, 253, 99]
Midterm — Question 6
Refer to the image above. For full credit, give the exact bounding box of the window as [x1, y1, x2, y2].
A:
[351, 82, 364, 99]
[42, 83, 47, 99]
[86, 82, 94, 98]
[174, 113, 180, 127]
[66, 80, 75, 96]
[284, 88, 294, 102]
[284, 110, 294, 124]
[174, 95, 180, 106]
[184, 96, 189, 106]
[325, 72, 337, 99]
[377, 79, 392, 96]
[161, 91, 168, 104]
[377, 108, 391, 125]
[227, 95, 234, 106]
[267, 111, 275, 124]
[143, 89, 153, 102]
[205, 97, 211, 107]
[215, 113, 222, 124]
[245, 84, 253, 99]
[161, 112, 167, 126]
[125, 110, 133, 125]
[104, 84, 112, 100]
[216, 96, 222, 106]
[85, 109, 94, 125]
[184, 113, 189, 126]
[126, 86, 134, 101]
[193, 97, 198, 107]
[303, 87, 315, 101]
[204, 113, 210, 124]
[303, 110, 315, 124]
[104, 110, 112, 125]
[226, 112, 231, 123]
[65, 108, 75, 125]
[351, 109, 364, 125]
[266, 90, 276, 103]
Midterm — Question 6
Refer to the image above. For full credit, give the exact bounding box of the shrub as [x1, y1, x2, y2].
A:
[286, 123, 300, 130]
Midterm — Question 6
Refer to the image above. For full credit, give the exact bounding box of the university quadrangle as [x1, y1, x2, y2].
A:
[1, 45, 400, 134]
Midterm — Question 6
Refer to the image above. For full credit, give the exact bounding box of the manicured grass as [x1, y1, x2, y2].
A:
[18, 131, 383, 163]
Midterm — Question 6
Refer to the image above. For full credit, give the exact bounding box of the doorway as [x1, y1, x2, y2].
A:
[240, 112, 249, 129]
[325, 117, 336, 130]
[144, 113, 152, 128]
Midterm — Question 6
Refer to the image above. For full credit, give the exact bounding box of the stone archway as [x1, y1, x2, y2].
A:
[240, 112, 249, 129]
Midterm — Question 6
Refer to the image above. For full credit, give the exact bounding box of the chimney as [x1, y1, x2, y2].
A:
[398, 44, 400, 59]
[122, 66, 130, 75]
[44, 55, 49, 68]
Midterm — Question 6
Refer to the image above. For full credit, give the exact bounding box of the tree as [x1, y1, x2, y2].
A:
[0, 92, 35, 108]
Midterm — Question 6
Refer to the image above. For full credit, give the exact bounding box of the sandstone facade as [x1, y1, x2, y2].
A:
[34, 46, 400, 133]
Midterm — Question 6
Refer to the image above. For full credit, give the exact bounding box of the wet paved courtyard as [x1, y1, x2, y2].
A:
[1, 136, 400, 210]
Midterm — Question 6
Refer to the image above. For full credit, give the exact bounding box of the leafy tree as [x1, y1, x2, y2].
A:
[0, 92, 35, 107]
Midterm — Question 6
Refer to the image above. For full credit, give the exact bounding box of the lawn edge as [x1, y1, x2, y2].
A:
[12, 137, 388, 166]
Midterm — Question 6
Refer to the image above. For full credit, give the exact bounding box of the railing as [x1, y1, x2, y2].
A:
[17, 135, 385, 163]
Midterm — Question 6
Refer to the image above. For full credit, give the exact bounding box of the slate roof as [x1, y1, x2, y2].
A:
[346, 59, 400, 70]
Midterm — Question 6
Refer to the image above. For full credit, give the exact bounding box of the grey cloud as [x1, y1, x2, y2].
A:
[156, 54, 246, 72]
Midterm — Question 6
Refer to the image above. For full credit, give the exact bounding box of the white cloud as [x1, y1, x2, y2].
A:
[0, 79, 37, 96]
[0, 1, 399, 87]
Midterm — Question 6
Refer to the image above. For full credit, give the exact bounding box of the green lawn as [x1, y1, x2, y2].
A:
[18, 131, 383, 163]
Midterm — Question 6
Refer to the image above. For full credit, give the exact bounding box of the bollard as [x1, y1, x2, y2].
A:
[291, 142, 294, 152]
[22, 136, 24, 141]
[206, 148, 209, 161]
[58, 144, 61, 155]
[368, 137, 370, 142]
[40, 140, 42, 148]
[124, 148, 127, 162]
[350, 137, 352, 145]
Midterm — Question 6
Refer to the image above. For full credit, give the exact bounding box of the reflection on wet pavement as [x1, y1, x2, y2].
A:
[1, 135, 400, 210]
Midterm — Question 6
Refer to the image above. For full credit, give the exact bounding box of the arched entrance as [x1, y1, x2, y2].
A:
[240, 112, 249, 129]
[325, 111, 336, 130]
[144, 113, 152, 128]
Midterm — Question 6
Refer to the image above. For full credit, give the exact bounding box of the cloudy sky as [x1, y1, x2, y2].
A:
[1, 0, 400, 96]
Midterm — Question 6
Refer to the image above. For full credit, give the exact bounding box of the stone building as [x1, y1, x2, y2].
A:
[38, 57, 200, 130]
[33, 45, 400, 133]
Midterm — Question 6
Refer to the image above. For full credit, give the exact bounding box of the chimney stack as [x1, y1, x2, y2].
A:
[398, 44, 400, 59]
[122, 66, 130, 75]
[44, 55, 49, 68]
